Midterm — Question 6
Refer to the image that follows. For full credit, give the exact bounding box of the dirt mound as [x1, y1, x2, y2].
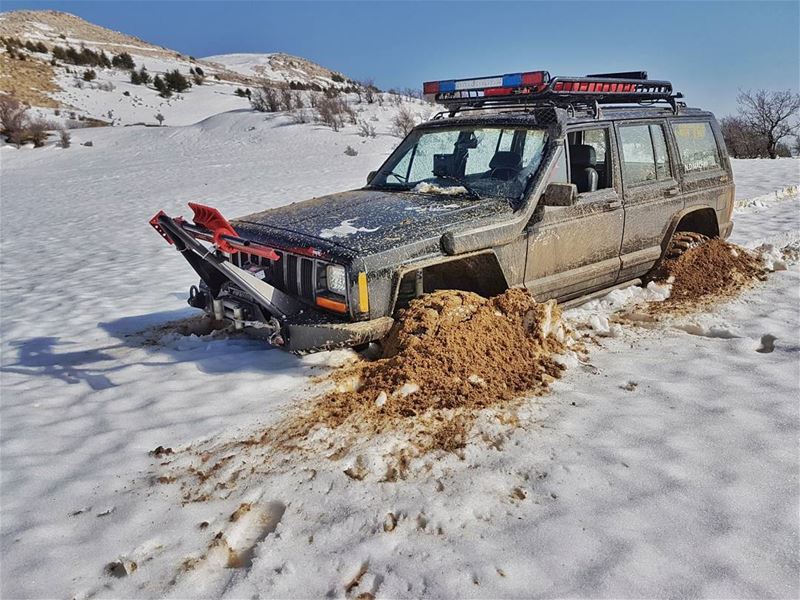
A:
[285, 289, 568, 451]
[652, 238, 766, 310]
[151, 290, 571, 498]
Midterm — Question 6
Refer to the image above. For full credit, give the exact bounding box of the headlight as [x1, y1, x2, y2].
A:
[326, 264, 347, 296]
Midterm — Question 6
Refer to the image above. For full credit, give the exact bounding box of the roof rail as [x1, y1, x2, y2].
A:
[423, 70, 683, 115]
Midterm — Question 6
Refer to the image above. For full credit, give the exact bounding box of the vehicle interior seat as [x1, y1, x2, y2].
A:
[487, 151, 522, 180]
[570, 145, 599, 193]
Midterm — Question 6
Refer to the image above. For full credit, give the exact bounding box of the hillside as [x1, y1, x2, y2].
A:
[0, 10, 356, 125]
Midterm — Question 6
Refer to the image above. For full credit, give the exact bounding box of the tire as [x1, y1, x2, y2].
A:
[665, 231, 710, 259]
[645, 231, 710, 282]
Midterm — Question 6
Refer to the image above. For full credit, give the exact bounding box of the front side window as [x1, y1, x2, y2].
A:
[673, 121, 721, 173]
[369, 126, 549, 201]
[619, 124, 672, 186]
[567, 128, 612, 193]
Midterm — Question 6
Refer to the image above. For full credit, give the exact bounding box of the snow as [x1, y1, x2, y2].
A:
[203, 53, 283, 78]
[412, 182, 470, 196]
[1, 102, 799, 599]
[319, 218, 381, 239]
[731, 157, 800, 200]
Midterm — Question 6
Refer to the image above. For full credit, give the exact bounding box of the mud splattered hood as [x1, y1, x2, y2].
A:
[232, 188, 514, 256]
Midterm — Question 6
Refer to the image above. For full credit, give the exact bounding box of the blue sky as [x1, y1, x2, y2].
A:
[3, 1, 798, 116]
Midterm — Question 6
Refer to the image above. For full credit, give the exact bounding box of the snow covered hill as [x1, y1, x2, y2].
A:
[0, 10, 357, 126]
[1, 100, 799, 597]
[203, 52, 354, 88]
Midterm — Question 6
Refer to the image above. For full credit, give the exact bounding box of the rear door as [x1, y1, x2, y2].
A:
[525, 125, 624, 301]
[615, 120, 683, 281]
[669, 118, 734, 237]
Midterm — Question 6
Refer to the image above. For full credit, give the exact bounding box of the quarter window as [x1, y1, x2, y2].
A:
[619, 124, 672, 186]
[673, 121, 721, 173]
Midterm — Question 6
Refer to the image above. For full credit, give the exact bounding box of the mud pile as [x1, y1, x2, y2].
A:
[653, 238, 766, 310]
[291, 289, 569, 450]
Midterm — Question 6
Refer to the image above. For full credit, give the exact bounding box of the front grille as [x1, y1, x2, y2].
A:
[301, 258, 314, 298]
[229, 248, 321, 303]
[286, 254, 299, 295]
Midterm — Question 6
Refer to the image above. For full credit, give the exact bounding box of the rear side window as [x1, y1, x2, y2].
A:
[619, 124, 672, 185]
[673, 122, 721, 173]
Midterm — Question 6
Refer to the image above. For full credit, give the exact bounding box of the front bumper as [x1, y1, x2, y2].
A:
[156, 213, 392, 352]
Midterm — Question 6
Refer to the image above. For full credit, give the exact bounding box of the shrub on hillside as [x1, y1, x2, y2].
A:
[357, 119, 376, 138]
[344, 145, 358, 156]
[291, 90, 303, 109]
[83, 69, 97, 82]
[164, 69, 191, 93]
[58, 127, 71, 148]
[316, 96, 351, 131]
[153, 75, 171, 98]
[112, 52, 135, 70]
[26, 119, 50, 147]
[290, 109, 311, 124]
[250, 84, 280, 112]
[0, 96, 29, 147]
[390, 106, 416, 138]
[279, 87, 293, 111]
[361, 78, 377, 104]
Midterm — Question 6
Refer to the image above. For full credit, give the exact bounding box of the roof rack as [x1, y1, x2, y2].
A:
[423, 70, 683, 116]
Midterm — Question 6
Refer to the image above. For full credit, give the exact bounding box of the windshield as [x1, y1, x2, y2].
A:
[369, 126, 548, 201]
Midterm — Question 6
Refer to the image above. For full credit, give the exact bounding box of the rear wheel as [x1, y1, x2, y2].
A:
[665, 231, 710, 259]
[646, 231, 711, 282]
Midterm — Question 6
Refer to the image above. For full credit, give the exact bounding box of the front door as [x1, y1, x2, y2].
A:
[525, 125, 624, 301]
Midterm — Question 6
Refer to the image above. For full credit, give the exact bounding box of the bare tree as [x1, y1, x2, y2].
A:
[279, 87, 293, 111]
[26, 119, 49, 147]
[720, 116, 767, 158]
[357, 119, 376, 138]
[361, 78, 376, 104]
[316, 96, 347, 131]
[390, 105, 416, 138]
[58, 127, 71, 148]
[0, 95, 29, 147]
[737, 89, 800, 159]
[250, 83, 281, 112]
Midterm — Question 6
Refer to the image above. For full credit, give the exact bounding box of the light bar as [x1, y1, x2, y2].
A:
[423, 70, 549, 101]
[424, 69, 676, 110]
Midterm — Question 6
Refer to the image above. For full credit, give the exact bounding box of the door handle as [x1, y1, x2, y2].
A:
[606, 199, 622, 209]
[666, 187, 680, 196]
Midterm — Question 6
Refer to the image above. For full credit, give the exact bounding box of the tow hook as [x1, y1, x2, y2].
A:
[187, 285, 207, 309]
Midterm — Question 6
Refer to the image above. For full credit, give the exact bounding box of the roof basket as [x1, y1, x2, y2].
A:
[423, 70, 683, 115]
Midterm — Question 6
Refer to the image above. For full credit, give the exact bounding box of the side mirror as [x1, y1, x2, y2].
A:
[367, 170, 377, 185]
[540, 182, 578, 207]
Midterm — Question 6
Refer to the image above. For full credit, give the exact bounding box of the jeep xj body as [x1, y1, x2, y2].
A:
[151, 70, 734, 352]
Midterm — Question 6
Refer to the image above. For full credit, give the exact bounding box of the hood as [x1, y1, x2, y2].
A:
[232, 188, 514, 256]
